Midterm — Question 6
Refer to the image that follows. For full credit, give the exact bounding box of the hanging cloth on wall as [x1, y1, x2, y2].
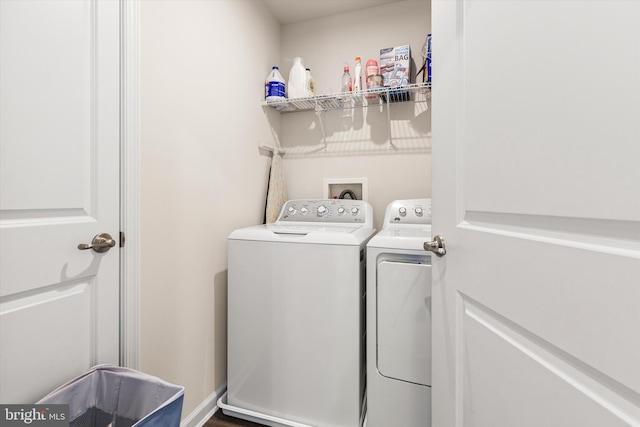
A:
[264, 150, 287, 224]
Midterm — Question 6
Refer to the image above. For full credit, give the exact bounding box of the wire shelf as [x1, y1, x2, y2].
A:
[262, 82, 431, 113]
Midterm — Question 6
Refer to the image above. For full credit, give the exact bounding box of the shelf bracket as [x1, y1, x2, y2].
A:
[314, 100, 328, 150]
[385, 90, 394, 149]
[261, 104, 285, 156]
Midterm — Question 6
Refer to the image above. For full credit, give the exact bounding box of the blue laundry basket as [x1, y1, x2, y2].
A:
[37, 364, 185, 427]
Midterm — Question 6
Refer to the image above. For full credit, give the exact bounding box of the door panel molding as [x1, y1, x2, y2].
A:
[460, 211, 640, 258]
[457, 1, 640, 224]
[0, 281, 93, 402]
[0, 208, 95, 225]
[461, 294, 640, 425]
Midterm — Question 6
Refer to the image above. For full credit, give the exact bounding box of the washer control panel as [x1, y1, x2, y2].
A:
[278, 199, 371, 224]
[384, 199, 432, 225]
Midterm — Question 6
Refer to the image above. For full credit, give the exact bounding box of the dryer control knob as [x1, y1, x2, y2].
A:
[351, 207, 359, 215]
[288, 206, 297, 215]
[300, 207, 309, 215]
[399, 207, 407, 216]
[337, 207, 346, 215]
[415, 207, 424, 216]
[317, 205, 328, 216]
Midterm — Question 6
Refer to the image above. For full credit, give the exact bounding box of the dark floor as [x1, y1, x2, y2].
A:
[203, 410, 267, 427]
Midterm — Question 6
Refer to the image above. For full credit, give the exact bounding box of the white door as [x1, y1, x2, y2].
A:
[0, 0, 120, 403]
[431, 1, 640, 426]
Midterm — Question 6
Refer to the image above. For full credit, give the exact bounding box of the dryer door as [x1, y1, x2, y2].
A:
[377, 260, 432, 386]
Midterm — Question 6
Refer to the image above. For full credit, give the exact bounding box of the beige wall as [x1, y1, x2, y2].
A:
[278, 0, 432, 230]
[139, 0, 430, 421]
[139, 0, 279, 418]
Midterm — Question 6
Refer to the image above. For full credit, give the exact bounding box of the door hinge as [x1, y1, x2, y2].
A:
[120, 231, 125, 248]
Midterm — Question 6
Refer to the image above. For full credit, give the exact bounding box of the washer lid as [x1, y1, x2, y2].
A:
[367, 225, 432, 251]
[229, 223, 375, 245]
[269, 224, 363, 233]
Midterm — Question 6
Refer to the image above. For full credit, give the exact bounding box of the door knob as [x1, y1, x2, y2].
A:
[78, 233, 116, 253]
[424, 235, 446, 257]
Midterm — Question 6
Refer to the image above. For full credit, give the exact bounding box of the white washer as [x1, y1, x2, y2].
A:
[226, 199, 375, 427]
[366, 199, 432, 427]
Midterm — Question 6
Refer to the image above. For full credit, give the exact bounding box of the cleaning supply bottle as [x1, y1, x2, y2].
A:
[306, 68, 315, 96]
[353, 57, 362, 92]
[341, 64, 352, 93]
[417, 34, 432, 86]
[364, 59, 381, 103]
[265, 66, 286, 101]
[365, 59, 379, 80]
[425, 33, 432, 86]
[288, 57, 307, 99]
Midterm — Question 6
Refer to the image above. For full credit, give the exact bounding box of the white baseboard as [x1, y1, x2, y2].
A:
[180, 383, 227, 427]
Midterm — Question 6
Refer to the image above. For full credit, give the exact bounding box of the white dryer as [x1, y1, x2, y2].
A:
[225, 199, 375, 427]
[366, 199, 432, 427]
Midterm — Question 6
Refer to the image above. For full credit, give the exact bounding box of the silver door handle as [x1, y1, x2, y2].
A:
[78, 233, 116, 253]
[424, 235, 446, 257]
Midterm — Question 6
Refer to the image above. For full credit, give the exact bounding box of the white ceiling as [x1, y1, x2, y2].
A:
[264, 0, 406, 25]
